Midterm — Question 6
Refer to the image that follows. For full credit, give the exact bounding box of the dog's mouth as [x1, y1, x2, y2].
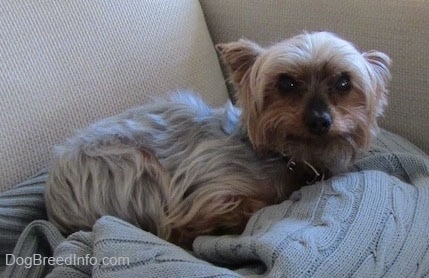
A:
[283, 132, 337, 146]
[273, 133, 358, 171]
[284, 128, 357, 143]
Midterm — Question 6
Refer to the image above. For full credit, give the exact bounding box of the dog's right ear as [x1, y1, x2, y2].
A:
[216, 39, 263, 87]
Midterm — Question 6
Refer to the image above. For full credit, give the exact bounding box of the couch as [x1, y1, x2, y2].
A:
[0, 0, 428, 277]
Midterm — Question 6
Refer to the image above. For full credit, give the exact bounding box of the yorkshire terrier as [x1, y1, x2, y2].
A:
[45, 32, 391, 249]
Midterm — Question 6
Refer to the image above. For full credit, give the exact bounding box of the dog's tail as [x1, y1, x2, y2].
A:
[45, 137, 171, 240]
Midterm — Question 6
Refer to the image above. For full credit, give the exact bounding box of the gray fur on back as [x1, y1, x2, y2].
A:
[45, 92, 286, 247]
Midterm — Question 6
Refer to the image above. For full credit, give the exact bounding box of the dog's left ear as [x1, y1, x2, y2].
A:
[363, 50, 392, 84]
[216, 39, 263, 87]
[363, 50, 392, 116]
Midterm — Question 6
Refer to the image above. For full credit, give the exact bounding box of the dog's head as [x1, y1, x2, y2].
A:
[217, 32, 391, 170]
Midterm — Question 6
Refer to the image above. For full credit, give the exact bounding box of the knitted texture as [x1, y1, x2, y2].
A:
[0, 171, 64, 278]
[0, 0, 228, 192]
[0, 171, 48, 258]
[1, 130, 427, 277]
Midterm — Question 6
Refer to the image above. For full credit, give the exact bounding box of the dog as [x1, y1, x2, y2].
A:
[45, 31, 391, 249]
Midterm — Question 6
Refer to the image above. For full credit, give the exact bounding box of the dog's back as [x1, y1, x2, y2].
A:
[45, 93, 277, 248]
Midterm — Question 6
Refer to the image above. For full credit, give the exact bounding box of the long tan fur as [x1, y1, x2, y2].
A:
[45, 32, 391, 249]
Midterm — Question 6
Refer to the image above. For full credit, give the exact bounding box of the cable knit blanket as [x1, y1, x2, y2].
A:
[1, 129, 429, 278]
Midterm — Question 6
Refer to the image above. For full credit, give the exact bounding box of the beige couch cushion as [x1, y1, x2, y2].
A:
[201, 0, 429, 154]
[0, 0, 228, 191]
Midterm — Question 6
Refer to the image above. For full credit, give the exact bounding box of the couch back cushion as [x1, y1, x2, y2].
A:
[0, 0, 228, 191]
[201, 0, 429, 154]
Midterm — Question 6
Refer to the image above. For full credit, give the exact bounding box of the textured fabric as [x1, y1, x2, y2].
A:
[0, 171, 48, 258]
[0, 171, 61, 278]
[200, 0, 429, 154]
[48, 218, 237, 278]
[1, 221, 64, 278]
[2, 129, 428, 277]
[0, 0, 229, 192]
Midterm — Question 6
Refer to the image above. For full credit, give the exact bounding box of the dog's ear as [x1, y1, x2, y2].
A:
[216, 39, 263, 86]
[363, 50, 392, 116]
[363, 50, 392, 84]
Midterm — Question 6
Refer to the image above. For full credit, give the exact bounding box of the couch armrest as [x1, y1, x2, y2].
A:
[0, 0, 228, 192]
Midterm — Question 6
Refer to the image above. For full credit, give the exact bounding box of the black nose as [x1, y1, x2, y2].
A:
[306, 112, 332, 135]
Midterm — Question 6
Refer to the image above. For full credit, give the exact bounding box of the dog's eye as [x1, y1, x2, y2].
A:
[278, 74, 299, 93]
[335, 73, 352, 92]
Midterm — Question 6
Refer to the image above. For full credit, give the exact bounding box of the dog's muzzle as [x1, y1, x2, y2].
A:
[305, 97, 332, 135]
[306, 111, 332, 135]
